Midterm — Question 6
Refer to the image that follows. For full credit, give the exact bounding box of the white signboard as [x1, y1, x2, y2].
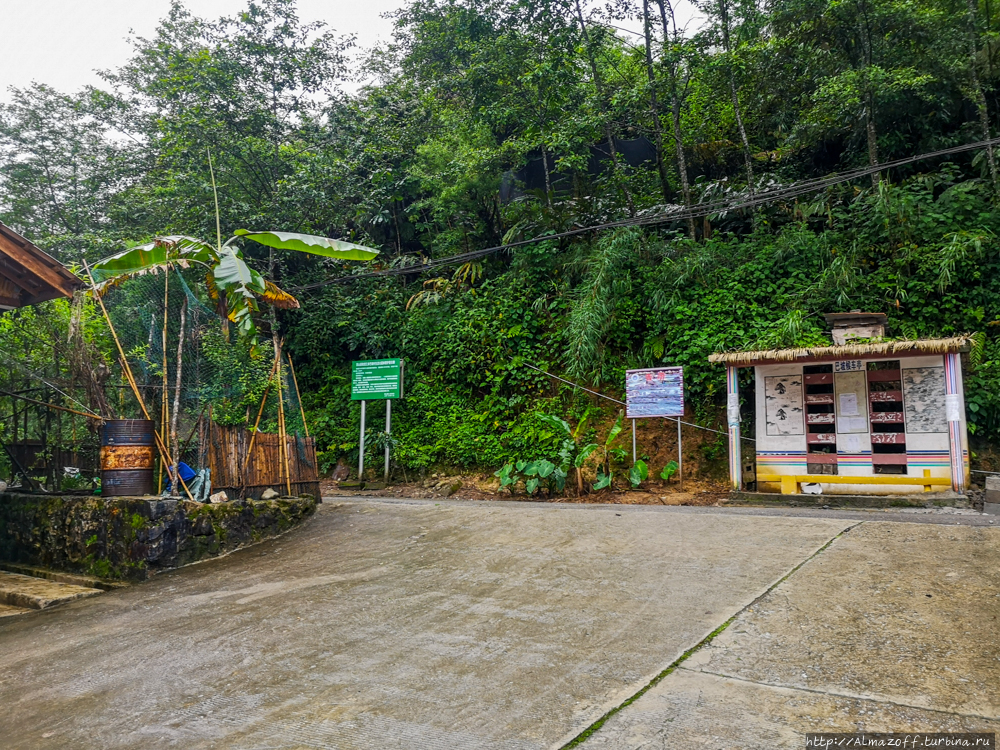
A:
[764, 375, 804, 436]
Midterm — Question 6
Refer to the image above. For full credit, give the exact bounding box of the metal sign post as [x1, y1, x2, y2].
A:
[677, 417, 683, 491]
[351, 359, 404, 484]
[384, 399, 391, 483]
[358, 400, 366, 480]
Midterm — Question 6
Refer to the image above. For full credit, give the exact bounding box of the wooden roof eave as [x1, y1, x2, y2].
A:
[0, 222, 82, 307]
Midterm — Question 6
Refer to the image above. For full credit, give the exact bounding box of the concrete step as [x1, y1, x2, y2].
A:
[0, 602, 32, 618]
[0, 563, 126, 591]
[0, 570, 103, 610]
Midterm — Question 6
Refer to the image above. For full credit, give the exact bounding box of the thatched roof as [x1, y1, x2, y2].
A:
[708, 337, 970, 366]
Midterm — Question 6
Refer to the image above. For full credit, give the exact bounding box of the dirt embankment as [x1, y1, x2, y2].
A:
[322, 473, 729, 506]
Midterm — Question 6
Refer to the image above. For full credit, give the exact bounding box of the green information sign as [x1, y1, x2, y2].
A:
[351, 359, 404, 400]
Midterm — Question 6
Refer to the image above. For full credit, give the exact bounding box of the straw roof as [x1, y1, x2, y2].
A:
[708, 337, 970, 366]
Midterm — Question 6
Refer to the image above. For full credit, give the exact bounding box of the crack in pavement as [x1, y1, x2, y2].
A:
[678, 666, 1000, 723]
[555, 521, 866, 749]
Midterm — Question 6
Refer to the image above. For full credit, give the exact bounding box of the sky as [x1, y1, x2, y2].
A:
[3, 0, 702, 101]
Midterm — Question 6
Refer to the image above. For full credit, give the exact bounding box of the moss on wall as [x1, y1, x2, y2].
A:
[0, 493, 316, 580]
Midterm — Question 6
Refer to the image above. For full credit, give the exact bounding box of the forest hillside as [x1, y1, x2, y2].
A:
[4, 0, 1000, 479]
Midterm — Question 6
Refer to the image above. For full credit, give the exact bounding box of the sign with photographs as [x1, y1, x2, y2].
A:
[626, 367, 684, 418]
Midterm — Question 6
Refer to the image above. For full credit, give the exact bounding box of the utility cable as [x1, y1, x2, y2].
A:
[0, 348, 95, 414]
[522, 362, 754, 441]
[291, 136, 1000, 290]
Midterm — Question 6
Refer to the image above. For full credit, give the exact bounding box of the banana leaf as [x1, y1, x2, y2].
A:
[605, 411, 624, 447]
[536, 413, 571, 437]
[258, 280, 300, 309]
[89, 236, 215, 285]
[214, 247, 265, 296]
[234, 229, 379, 261]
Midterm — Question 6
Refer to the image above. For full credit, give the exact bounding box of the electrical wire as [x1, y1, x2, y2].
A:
[0, 348, 95, 414]
[522, 362, 754, 441]
[291, 136, 1000, 291]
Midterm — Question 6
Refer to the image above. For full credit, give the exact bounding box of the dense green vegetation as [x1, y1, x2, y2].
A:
[4, 0, 1000, 478]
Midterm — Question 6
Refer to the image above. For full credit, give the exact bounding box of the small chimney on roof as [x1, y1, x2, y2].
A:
[824, 310, 887, 346]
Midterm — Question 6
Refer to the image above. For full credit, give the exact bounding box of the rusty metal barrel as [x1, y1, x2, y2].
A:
[100, 419, 155, 496]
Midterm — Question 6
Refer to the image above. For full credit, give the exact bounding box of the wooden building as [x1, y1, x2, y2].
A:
[0, 222, 81, 308]
[710, 316, 969, 496]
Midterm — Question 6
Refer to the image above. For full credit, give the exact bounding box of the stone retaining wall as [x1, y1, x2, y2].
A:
[0, 492, 317, 580]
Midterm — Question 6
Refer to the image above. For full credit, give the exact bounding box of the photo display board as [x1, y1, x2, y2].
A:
[351, 359, 404, 400]
[626, 367, 684, 418]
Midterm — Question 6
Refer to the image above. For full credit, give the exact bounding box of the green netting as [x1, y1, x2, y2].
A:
[99, 265, 306, 477]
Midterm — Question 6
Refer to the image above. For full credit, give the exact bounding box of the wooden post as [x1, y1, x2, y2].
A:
[677, 417, 683, 491]
[160, 270, 169, 494]
[169, 296, 187, 497]
[631, 418, 636, 463]
[726, 364, 742, 491]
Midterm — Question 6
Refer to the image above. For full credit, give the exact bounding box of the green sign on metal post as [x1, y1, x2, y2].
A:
[351, 359, 404, 400]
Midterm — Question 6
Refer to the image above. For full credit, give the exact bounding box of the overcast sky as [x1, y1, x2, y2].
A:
[4, 0, 702, 101]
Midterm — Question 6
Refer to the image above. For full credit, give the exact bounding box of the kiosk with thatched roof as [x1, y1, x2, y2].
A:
[709, 313, 970, 496]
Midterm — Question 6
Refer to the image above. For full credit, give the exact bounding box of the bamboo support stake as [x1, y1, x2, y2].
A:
[168, 295, 187, 497]
[276, 349, 292, 495]
[0, 390, 102, 420]
[287, 353, 309, 438]
[159, 270, 169, 493]
[119, 357, 195, 503]
[243, 356, 280, 475]
[83, 260, 194, 503]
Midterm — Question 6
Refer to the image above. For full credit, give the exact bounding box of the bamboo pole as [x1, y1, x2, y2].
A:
[168, 296, 187, 497]
[82, 260, 194, 502]
[275, 348, 292, 495]
[243, 356, 280, 475]
[0, 390, 102, 420]
[286, 353, 309, 438]
[159, 271, 169, 493]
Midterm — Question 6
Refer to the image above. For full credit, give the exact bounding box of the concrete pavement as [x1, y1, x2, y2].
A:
[585, 520, 1000, 748]
[0, 499, 852, 749]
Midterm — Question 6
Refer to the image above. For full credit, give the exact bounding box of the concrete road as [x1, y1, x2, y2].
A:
[586, 520, 1000, 748]
[0, 499, 853, 749]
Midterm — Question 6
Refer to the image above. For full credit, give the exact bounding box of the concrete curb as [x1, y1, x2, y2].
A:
[0, 570, 102, 610]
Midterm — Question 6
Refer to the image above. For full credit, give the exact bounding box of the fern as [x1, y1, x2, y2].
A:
[564, 228, 640, 381]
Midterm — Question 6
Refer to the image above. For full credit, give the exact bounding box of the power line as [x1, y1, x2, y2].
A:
[292, 136, 1000, 291]
[522, 362, 754, 441]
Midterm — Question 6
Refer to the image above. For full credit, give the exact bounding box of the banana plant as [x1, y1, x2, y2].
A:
[89, 229, 379, 340]
[537, 409, 593, 495]
[591, 411, 626, 491]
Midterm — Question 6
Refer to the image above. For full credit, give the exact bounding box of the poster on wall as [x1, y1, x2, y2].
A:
[764, 375, 804, 436]
[626, 367, 684, 418]
[835, 370, 869, 433]
[903, 367, 947, 433]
